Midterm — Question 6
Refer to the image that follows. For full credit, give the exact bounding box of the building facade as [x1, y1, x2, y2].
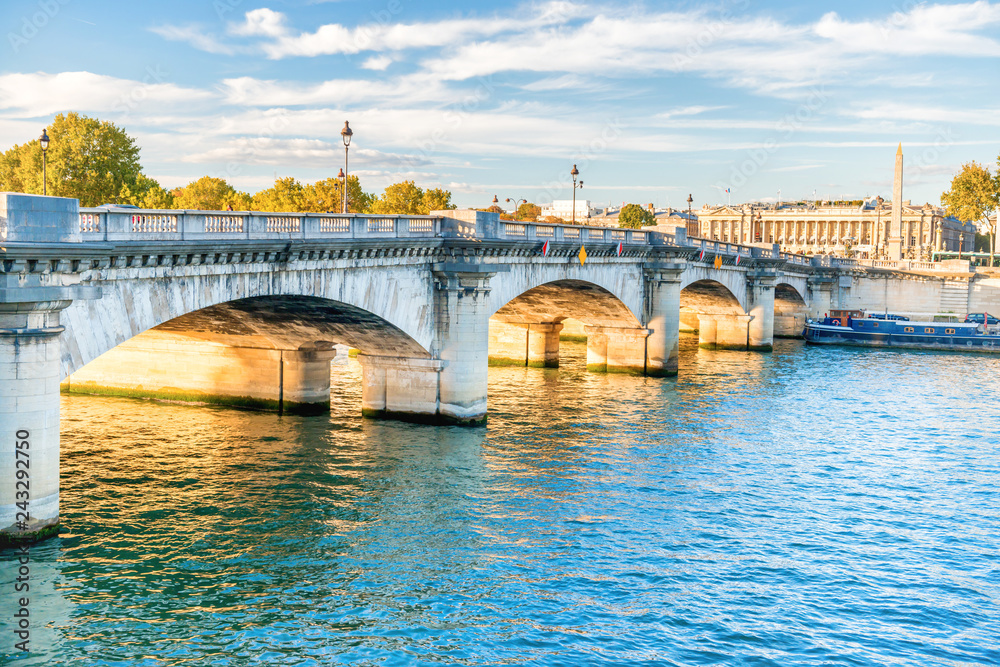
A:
[694, 201, 974, 259]
[539, 199, 596, 222]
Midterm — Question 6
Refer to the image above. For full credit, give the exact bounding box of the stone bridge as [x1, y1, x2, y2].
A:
[2, 192, 993, 542]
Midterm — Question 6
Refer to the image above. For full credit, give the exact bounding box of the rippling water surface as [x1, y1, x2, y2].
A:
[2, 337, 999, 665]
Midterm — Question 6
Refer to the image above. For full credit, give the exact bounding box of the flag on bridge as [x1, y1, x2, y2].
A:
[714, 255, 723, 269]
[616, 241, 623, 257]
[579, 245, 588, 265]
[698, 248, 705, 261]
[542, 240, 550, 257]
[735, 253, 741, 266]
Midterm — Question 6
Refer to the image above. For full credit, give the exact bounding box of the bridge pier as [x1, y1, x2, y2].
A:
[644, 264, 684, 376]
[697, 314, 752, 350]
[584, 325, 650, 374]
[64, 331, 338, 415]
[358, 355, 445, 422]
[432, 265, 496, 425]
[808, 277, 836, 318]
[1, 194, 99, 545]
[748, 272, 777, 351]
[488, 321, 563, 368]
[1, 305, 65, 545]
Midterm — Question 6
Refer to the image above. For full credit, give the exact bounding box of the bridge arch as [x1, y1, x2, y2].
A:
[774, 282, 808, 337]
[59, 264, 435, 378]
[60, 266, 437, 414]
[678, 278, 753, 350]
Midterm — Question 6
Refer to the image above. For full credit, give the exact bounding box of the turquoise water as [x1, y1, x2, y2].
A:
[2, 338, 999, 665]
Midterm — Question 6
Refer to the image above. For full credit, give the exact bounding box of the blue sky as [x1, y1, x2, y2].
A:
[2, 0, 998, 210]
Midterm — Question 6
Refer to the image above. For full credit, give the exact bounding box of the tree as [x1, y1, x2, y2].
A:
[252, 176, 305, 212]
[120, 173, 174, 209]
[517, 202, 541, 222]
[618, 203, 655, 229]
[0, 112, 142, 206]
[173, 176, 245, 210]
[942, 161, 999, 265]
[302, 175, 373, 213]
[422, 187, 456, 213]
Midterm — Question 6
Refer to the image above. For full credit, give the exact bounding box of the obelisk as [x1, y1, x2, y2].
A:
[887, 143, 903, 260]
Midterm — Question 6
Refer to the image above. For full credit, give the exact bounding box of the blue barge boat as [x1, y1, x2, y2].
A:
[804, 311, 1000, 352]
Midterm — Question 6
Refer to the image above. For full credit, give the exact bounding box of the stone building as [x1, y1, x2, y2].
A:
[694, 200, 973, 259]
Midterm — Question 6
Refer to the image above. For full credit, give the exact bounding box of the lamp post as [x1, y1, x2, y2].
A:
[337, 168, 345, 213]
[686, 193, 693, 238]
[40, 128, 49, 196]
[341, 121, 353, 214]
[506, 197, 527, 220]
[570, 164, 583, 224]
[875, 195, 884, 258]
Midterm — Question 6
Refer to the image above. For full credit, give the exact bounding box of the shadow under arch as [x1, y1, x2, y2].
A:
[64, 294, 431, 415]
[679, 279, 752, 350]
[487, 279, 647, 373]
[774, 283, 808, 338]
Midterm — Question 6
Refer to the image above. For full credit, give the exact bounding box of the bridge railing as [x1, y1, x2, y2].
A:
[495, 220, 666, 246]
[78, 209, 444, 241]
[75, 207, 805, 268]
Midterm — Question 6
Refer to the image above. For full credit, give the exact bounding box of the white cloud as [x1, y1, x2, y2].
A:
[848, 103, 1000, 126]
[149, 24, 236, 55]
[227, 2, 589, 59]
[815, 2, 1000, 56]
[0, 71, 216, 118]
[362, 55, 392, 71]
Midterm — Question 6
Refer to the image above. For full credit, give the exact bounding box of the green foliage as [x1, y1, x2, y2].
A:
[941, 161, 999, 228]
[517, 202, 541, 221]
[252, 176, 305, 212]
[618, 203, 655, 229]
[371, 180, 425, 215]
[120, 173, 174, 209]
[173, 176, 248, 210]
[370, 180, 456, 215]
[302, 175, 373, 213]
[422, 187, 457, 213]
[0, 112, 142, 206]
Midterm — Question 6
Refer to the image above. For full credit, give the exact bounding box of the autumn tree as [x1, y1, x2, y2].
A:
[173, 176, 247, 210]
[942, 160, 1000, 264]
[370, 181, 456, 215]
[0, 112, 142, 206]
[252, 176, 305, 212]
[422, 187, 457, 213]
[302, 175, 372, 213]
[517, 202, 541, 221]
[618, 203, 655, 229]
[120, 173, 174, 209]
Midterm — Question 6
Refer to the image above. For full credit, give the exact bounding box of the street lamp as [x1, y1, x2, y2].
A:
[506, 197, 527, 220]
[337, 168, 345, 213]
[875, 195, 884, 258]
[570, 164, 583, 224]
[341, 121, 353, 214]
[40, 128, 50, 196]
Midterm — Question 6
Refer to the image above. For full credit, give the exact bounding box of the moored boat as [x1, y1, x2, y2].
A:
[804, 311, 1000, 352]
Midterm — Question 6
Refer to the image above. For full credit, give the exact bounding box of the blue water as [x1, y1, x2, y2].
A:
[2, 338, 999, 665]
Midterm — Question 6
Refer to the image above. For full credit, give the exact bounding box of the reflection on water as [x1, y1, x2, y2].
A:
[2, 338, 999, 665]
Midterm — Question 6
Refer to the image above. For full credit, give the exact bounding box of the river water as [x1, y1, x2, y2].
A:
[2, 337, 999, 665]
